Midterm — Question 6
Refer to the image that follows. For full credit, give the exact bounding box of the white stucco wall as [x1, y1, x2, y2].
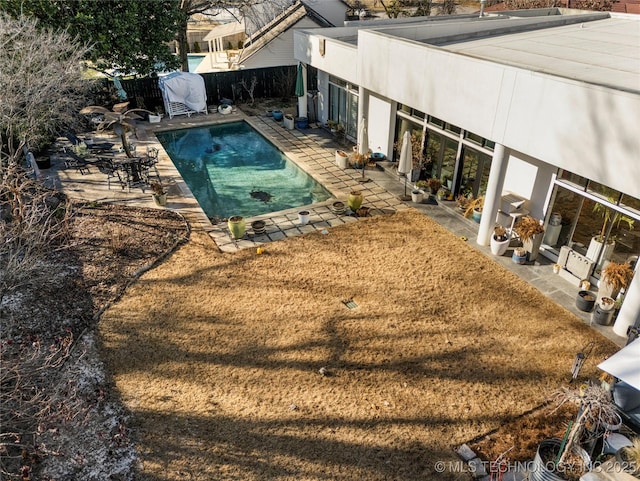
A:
[355, 29, 640, 200]
[367, 93, 394, 156]
[242, 18, 320, 68]
[503, 153, 557, 219]
[294, 30, 359, 85]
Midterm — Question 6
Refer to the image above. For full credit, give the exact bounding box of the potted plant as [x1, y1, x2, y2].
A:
[455, 194, 471, 213]
[426, 177, 442, 195]
[531, 384, 618, 481]
[616, 437, 640, 475]
[512, 246, 527, 264]
[599, 261, 634, 300]
[335, 149, 348, 168]
[514, 215, 545, 261]
[576, 290, 596, 312]
[298, 210, 310, 225]
[490, 225, 510, 256]
[351, 151, 368, 170]
[227, 215, 246, 239]
[414, 180, 429, 191]
[149, 181, 167, 206]
[348, 190, 364, 211]
[587, 194, 635, 269]
[464, 196, 484, 223]
[436, 188, 448, 201]
[411, 189, 424, 203]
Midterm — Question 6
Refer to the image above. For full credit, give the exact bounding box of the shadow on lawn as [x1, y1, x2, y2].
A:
[130, 410, 471, 481]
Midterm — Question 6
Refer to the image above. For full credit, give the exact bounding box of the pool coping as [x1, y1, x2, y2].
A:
[145, 110, 408, 252]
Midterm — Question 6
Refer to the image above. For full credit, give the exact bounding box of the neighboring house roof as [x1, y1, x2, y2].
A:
[239, 1, 338, 66]
[203, 21, 245, 42]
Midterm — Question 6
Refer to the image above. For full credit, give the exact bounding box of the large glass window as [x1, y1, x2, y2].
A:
[547, 176, 639, 278]
[328, 78, 358, 140]
[459, 147, 492, 197]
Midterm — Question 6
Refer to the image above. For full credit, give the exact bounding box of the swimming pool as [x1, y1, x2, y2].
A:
[156, 121, 332, 221]
[187, 54, 205, 72]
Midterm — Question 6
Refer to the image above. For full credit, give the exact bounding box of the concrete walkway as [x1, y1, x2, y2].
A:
[40, 110, 627, 347]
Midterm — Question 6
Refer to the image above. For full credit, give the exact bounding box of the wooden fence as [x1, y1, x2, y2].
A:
[115, 66, 316, 113]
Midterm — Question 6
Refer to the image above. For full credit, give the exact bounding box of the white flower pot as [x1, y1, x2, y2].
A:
[490, 235, 510, 256]
[411, 190, 424, 203]
[298, 210, 310, 225]
[335, 150, 348, 169]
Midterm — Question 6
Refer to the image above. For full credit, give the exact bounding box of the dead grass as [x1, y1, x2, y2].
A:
[98, 209, 617, 481]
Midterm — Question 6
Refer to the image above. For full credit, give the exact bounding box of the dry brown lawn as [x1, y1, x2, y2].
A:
[98, 209, 617, 481]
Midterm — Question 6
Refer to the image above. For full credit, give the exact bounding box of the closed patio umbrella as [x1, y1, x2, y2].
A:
[295, 63, 305, 98]
[358, 118, 369, 182]
[398, 130, 412, 200]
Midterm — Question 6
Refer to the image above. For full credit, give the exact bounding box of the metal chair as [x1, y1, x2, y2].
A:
[95, 156, 124, 190]
[119, 158, 149, 192]
[141, 147, 161, 182]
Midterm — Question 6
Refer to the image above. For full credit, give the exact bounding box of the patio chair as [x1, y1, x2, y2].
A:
[119, 158, 149, 192]
[140, 147, 160, 182]
[95, 156, 125, 190]
[65, 132, 114, 152]
[61, 148, 92, 175]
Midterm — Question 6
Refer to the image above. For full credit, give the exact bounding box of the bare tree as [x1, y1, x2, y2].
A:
[437, 0, 456, 15]
[504, 0, 561, 7]
[0, 13, 92, 166]
[240, 75, 258, 105]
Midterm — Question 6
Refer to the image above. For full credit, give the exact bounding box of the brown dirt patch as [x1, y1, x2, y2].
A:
[1, 202, 188, 479]
[97, 208, 618, 481]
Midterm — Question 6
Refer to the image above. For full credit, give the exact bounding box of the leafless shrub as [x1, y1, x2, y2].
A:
[0, 13, 92, 165]
[109, 224, 129, 255]
[0, 331, 74, 478]
[550, 383, 618, 467]
[0, 164, 73, 307]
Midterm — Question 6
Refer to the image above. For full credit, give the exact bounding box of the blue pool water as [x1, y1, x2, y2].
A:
[156, 121, 332, 220]
[187, 54, 205, 72]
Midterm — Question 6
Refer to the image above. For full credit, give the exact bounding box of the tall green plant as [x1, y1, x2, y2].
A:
[592, 197, 635, 242]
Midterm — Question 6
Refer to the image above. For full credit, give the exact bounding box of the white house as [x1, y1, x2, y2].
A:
[239, 0, 347, 69]
[293, 8, 640, 338]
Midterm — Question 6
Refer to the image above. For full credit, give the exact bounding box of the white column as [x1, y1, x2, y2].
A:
[297, 63, 308, 119]
[477, 143, 510, 246]
[613, 273, 640, 338]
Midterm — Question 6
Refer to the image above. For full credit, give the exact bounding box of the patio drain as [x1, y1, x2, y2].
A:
[342, 299, 358, 309]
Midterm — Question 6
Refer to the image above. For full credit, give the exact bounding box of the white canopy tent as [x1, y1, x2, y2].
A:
[158, 72, 208, 119]
[598, 338, 640, 390]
